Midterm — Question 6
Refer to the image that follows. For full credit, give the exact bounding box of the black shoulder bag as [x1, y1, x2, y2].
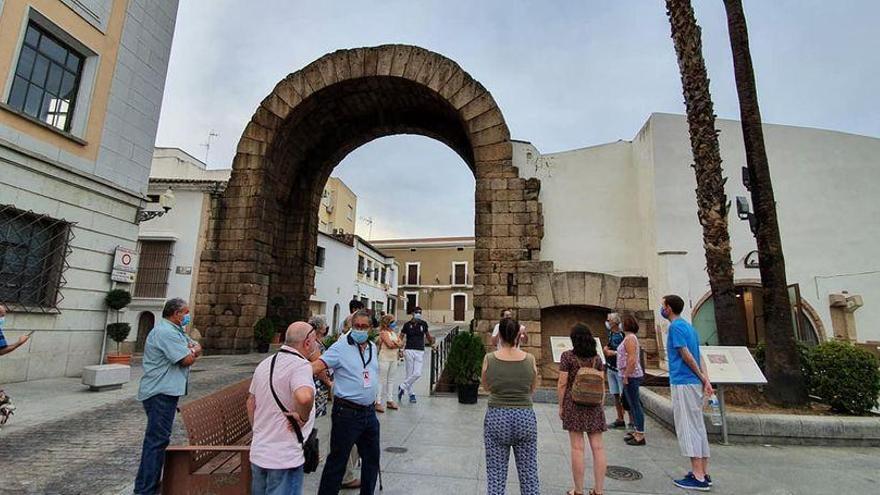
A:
[269, 351, 320, 473]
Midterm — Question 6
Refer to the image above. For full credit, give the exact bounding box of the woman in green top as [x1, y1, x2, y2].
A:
[481, 317, 540, 495]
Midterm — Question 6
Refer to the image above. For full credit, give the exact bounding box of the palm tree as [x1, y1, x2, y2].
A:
[665, 0, 742, 346]
[722, 0, 807, 405]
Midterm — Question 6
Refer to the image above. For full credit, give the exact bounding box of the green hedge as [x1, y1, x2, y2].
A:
[753, 340, 880, 415]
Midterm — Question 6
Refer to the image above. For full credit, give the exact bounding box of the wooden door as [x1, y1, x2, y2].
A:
[453, 294, 466, 322]
[136, 311, 155, 352]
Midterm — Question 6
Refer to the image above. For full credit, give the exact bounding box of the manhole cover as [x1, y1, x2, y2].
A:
[384, 447, 408, 454]
[606, 465, 642, 481]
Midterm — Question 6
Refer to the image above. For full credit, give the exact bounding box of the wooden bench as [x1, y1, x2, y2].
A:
[162, 379, 253, 494]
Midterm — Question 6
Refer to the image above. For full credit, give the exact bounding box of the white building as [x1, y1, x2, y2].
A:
[0, 1, 179, 382]
[516, 113, 880, 347]
[121, 148, 230, 351]
[355, 237, 399, 320]
[312, 231, 358, 333]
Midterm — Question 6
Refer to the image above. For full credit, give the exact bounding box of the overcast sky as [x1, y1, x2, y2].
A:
[155, 0, 879, 240]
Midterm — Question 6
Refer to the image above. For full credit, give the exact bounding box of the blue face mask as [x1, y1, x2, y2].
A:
[389, 321, 397, 330]
[414, 313, 422, 321]
[0, 317, 5, 329]
[181, 314, 192, 327]
[351, 329, 369, 344]
[660, 306, 670, 320]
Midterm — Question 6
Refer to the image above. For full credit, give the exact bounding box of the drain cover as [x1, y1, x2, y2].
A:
[384, 447, 408, 454]
[605, 465, 642, 481]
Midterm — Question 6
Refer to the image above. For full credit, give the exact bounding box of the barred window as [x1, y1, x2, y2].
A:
[133, 241, 173, 298]
[316, 246, 326, 268]
[0, 204, 74, 310]
[7, 22, 84, 132]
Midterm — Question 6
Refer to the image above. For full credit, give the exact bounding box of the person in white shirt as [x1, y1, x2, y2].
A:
[490, 309, 528, 351]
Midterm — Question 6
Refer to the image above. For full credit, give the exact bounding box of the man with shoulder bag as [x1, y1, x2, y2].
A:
[248, 321, 319, 495]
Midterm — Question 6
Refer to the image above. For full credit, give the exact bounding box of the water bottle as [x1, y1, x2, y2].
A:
[708, 394, 722, 426]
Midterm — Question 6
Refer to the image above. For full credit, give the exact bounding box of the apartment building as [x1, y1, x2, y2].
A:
[372, 237, 474, 324]
[0, 0, 179, 382]
[318, 176, 357, 235]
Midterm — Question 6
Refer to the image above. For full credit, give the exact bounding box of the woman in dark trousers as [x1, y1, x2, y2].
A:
[619, 315, 646, 446]
[481, 317, 540, 495]
[557, 323, 607, 495]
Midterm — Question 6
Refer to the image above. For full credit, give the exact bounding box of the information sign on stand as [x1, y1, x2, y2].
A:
[111, 246, 139, 283]
[550, 336, 606, 366]
[700, 346, 767, 444]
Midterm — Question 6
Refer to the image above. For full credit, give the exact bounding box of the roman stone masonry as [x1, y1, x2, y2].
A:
[194, 45, 550, 354]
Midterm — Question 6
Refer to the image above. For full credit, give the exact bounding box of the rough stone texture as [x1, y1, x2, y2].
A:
[195, 45, 549, 358]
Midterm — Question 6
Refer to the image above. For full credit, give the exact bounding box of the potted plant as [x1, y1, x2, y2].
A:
[105, 289, 132, 365]
[254, 317, 275, 353]
[446, 331, 485, 404]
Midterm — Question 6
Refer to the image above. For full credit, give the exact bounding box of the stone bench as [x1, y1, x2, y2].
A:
[81, 364, 130, 391]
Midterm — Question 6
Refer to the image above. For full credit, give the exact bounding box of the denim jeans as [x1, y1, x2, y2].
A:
[317, 402, 380, 495]
[251, 464, 304, 495]
[134, 394, 179, 494]
[623, 376, 645, 433]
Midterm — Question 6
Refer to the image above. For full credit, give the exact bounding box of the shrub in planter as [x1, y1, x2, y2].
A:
[254, 317, 276, 353]
[104, 289, 132, 363]
[809, 340, 880, 415]
[106, 322, 131, 354]
[105, 289, 132, 311]
[446, 331, 485, 404]
[752, 341, 814, 389]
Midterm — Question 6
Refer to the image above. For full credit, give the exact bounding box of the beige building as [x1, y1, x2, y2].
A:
[372, 237, 475, 324]
[318, 176, 357, 235]
[0, 0, 179, 381]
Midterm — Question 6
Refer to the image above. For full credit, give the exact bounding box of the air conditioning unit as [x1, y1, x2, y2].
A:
[325, 204, 334, 213]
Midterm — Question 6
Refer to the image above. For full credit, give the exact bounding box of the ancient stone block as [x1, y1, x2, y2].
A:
[474, 142, 513, 162]
[533, 273, 553, 309]
[390, 45, 413, 76]
[470, 124, 508, 148]
[467, 107, 505, 134]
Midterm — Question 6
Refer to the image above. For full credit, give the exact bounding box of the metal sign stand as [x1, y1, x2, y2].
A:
[717, 384, 730, 445]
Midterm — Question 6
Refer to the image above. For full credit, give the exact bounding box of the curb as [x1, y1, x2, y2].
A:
[641, 387, 880, 447]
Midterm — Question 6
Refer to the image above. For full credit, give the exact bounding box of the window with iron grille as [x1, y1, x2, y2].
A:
[453, 262, 467, 285]
[7, 22, 84, 132]
[0, 204, 74, 310]
[133, 241, 174, 298]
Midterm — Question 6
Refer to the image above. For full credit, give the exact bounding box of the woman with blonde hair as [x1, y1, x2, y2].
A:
[376, 314, 401, 412]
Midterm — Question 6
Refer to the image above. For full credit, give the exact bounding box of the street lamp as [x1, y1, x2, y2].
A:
[135, 187, 175, 224]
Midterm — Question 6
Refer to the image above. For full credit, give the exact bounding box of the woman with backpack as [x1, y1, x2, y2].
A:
[557, 323, 608, 495]
[481, 317, 540, 495]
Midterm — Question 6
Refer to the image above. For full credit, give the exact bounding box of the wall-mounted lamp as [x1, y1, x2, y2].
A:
[135, 187, 175, 224]
[736, 195, 758, 235]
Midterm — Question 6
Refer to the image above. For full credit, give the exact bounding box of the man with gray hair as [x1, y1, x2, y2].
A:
[247, 321, 317, 495]
[603, 312, 630, 429]
[134, 298, 202, 495]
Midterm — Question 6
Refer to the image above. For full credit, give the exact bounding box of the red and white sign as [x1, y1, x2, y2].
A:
[111, 246, 139, 283]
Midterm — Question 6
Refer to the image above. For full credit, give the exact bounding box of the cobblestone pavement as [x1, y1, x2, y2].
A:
[0, 354, 263, 495]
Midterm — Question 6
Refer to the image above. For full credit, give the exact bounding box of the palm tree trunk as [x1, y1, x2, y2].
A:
[666, 0, 742, 346]
[723, 0, 808, 405]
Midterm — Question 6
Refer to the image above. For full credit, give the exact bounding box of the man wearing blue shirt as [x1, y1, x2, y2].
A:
[312, 309, 380, 495]
[662, 294, 714, 492]
[134, 298, 201, 495]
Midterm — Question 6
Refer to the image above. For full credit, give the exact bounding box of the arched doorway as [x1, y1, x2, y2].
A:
[692, 283, 824, 347]
[194, 45, 550, 353]
[135, 311, 155, 352]
[332, 303, 340, 335]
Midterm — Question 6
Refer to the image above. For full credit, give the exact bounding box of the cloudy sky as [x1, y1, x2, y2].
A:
[155, 0, 879, 240]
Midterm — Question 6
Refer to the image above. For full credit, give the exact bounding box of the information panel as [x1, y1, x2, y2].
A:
[550, 336, 606, 366]
[699, 346, 766, 384]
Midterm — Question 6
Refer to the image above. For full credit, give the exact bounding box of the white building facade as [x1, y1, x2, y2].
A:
[311, 231, 358, 334]
[516, 113, 880, 347]
[355, 237, 399, 320]
[0, 0, 179, 382]
[121, 148, 230, 351]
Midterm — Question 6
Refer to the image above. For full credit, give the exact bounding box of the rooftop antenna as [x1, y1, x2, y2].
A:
[200, 130, 219, 166]
[360, 216, 374, 240]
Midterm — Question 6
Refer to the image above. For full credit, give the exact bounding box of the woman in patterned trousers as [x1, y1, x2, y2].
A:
[481, 317, 541, 495]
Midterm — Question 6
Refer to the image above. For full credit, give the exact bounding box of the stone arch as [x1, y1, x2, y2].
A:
[195, 45, 548, 353]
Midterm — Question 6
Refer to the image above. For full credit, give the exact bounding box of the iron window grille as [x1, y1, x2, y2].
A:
[133, 241, 174, 298]
[7, 21, 84, 132]
[0, 204, 74, 312]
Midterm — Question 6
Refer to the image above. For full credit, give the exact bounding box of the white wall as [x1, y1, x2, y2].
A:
[313, 234, 357, 333]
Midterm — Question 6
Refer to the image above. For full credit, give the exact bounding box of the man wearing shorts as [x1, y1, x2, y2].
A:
[603, 312, 629, 429]
[662, 294, 713, 492]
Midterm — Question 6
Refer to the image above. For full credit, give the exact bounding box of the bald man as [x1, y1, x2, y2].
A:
[247, 321, 318, 495]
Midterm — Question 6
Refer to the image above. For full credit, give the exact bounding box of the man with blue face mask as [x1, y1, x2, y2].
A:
[397, 307, 434, 405]
[312, 309, 381, 495]
[134, 297, 201, 495]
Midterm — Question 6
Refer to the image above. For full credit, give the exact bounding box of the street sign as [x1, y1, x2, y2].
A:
[111, 246, 139, 283]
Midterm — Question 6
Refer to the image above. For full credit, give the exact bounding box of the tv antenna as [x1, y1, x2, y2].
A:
[360, 216, 374, 240]
[200, 130, 219, 166]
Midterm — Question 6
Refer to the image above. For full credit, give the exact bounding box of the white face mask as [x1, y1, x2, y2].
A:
[605, 321, 612, 331]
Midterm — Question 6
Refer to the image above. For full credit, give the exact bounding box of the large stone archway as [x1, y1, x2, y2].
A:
[194, 45, 549, 354]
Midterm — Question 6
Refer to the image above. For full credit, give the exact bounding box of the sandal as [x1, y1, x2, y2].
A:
[588, 490, 603, 495]
[625, 436, 646, 446]
[566, 491, 583, 495]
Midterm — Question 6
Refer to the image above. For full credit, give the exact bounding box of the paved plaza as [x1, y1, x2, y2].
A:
[0, 338, 878, 494]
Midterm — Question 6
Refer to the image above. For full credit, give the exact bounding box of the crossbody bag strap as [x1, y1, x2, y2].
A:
[269, 353, 305, 444]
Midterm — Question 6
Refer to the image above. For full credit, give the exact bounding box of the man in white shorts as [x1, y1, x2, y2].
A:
[662, 294, 714, 492]
[490, 309, 528, 351]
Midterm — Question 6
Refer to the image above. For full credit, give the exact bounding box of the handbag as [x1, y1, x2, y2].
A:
[269, 351, 320, 473]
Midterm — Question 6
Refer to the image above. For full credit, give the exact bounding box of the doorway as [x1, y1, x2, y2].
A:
[453, 293, 466, 322]
[135, 311, 155, 352]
